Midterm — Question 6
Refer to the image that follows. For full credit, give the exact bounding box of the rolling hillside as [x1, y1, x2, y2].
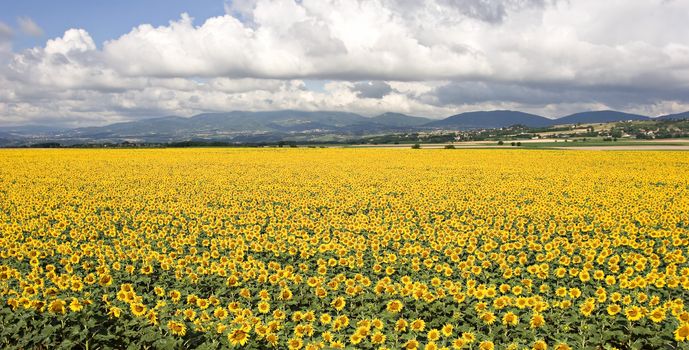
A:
[555, 110, 650, 124]
[425, 110, 552, 129]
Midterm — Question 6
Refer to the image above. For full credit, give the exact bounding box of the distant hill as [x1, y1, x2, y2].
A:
[191, 110, 371, 132]
[555, 110, 650, 124]
[424, 110, 552, 129]
[0, 125, 66, 134]
[656, 111, 689, 120]
[67, 111, 377, 140]
[4, 108, 688, 147]
[370, 112, 432, 127]
[72, 116, 193, 137]
[65, 111, 440, 142]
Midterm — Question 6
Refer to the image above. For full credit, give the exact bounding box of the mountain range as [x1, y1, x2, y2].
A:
[0, 109, 686, 146]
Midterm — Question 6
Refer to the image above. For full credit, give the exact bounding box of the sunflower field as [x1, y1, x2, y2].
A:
[1, 148, 689, 350]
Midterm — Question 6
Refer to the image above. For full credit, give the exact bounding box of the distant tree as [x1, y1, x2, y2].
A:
[444, 145, 455, 149]
[516, 142, 522, 146]
[497, 140, 504, 145]
[29, 142, 61, 148]
[411, 143, 421, 149]
[511, 142, 516, 146]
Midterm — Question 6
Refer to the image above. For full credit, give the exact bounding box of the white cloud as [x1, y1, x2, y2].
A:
[1, 0, 689, 126]
[98, 0, 689, 86]
[17, 16, 44, 37]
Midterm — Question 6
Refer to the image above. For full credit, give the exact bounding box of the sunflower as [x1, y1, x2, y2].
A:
[258, 289, 271, 301]
[130, 303, 147, 317]
[529, 313, 545, 328]
[108, 306, 122, 318]
[68, 298, 83, 312]
[579, 302, 595, 317]
[320, 313, 332, 325]
[461, 332, 476, 343]
[349, 333, 363, 345]
[48, 299, 66, 314]
[648, 307, 666, 323]
[606, 304, 621, 316]
[371, 331, 386, 344]
[265, 333, 279, 347]
[395, 319, 408, 332]
[287, 337, 303, 350]
[502, 312, 519, 326]
[167, 320, 187, 336]
[625, 306, 644, 321]
[258, 301, 270, 314]
[331, 297, 346, 311]
[479, 341, 495, 350]
[147, 310, 158, 325]
[452, 338, 466, 349]
[441, 323, 454, 337]
[386, 299, 403, 313]
[183, 308, 196, 320]
[675, 323, 689, 342]
[533, 340, 547, 350]
[371, 318, 383, 330]
[98, 274, 112, 287]
[481, 312, 497, 325]
[403, 339, 419, 349]
[196, 298, 209, 310]
[208, 307, 224, 320]
[280, 288, 293, 301]
[228, 328, 250, 346]
[410, 318, 425, 332]
[427, 328, 441, 341]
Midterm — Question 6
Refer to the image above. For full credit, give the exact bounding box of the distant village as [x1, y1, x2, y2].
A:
[400, 118, 689, 144]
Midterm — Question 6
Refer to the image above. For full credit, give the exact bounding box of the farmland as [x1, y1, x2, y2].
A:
[1, 149, 689, 349]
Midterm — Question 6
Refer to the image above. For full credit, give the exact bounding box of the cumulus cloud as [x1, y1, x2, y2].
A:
[97, 0, 689, 85]
[392, 0, 560, 24]
[17, 16, 44, 37]
[1, 0, 689, 126]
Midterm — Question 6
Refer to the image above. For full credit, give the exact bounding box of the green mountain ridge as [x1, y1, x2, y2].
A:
[2, 109, 688, 146]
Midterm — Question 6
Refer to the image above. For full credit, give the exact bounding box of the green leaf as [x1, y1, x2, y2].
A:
[40, 325, 56, 338]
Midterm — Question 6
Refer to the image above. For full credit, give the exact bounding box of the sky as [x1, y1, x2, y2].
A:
[1, 0, 689, 127]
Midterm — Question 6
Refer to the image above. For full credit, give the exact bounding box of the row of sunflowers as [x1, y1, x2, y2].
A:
[1, 149, 688, 349]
